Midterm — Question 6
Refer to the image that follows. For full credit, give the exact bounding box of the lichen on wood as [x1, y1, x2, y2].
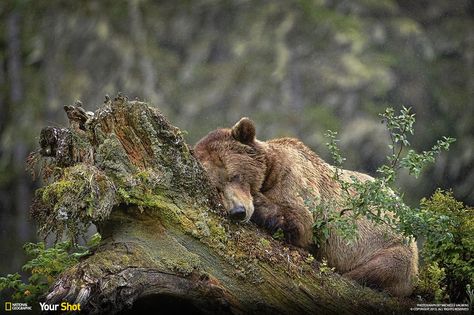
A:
[31, 94, 411, 314]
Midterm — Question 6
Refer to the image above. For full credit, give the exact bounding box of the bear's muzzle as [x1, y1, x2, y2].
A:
[229, 205, 246, 221]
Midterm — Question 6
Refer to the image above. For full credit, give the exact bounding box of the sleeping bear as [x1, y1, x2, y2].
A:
[194, 117, 418, 297]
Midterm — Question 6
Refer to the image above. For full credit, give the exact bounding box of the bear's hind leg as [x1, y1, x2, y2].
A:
[342, 245, 417, 297]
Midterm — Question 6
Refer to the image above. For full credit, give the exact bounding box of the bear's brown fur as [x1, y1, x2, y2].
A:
[194, 117, 418, 297]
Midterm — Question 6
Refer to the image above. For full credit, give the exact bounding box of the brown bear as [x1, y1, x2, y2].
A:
[194, 117, 418, 297]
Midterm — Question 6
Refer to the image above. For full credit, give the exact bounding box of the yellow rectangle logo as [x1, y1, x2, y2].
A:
[5, 302, 12, 311]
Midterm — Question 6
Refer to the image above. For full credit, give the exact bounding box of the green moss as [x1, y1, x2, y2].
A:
[161, 253, 200, 276]
[41, 180, 76, 204]
[136, 170, 151, 181]
[31, 164, 116, 240]
[95, 135, 137, 178]
[208, 219, 228, 244]
[259, 238, 271, 248]
[119, 189, 167, 209]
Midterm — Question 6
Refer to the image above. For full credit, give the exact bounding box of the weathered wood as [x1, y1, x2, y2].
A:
[31, 95, 410, 314]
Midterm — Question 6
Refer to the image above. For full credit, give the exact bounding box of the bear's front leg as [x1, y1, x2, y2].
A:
[279, 205, 314, 249]
[251, 192, 284, 234]
[252, 193, 313, 249]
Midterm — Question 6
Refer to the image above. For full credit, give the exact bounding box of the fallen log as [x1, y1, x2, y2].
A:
[30, 94, 410, 314]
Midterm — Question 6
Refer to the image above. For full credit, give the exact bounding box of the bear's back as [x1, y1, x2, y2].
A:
[267, 138, 412, 272]
[266, 137, 344, 202]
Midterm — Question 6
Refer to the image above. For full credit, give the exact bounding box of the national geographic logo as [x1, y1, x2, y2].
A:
[3, 301, 81, 312]
[4, 302, 32, 311]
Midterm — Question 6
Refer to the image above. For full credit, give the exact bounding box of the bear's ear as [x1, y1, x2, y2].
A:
[231, 117, 256, 144]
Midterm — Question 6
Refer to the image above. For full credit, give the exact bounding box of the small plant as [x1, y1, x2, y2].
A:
[305, 253, 315, 264]
[319, 258, 335, 275]
[272, 228, 285, 241]
[313, 107, 455, 244]
[0, 233, 101, 303]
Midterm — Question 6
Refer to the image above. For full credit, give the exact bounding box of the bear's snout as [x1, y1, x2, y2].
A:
[229, 205, 246, 221]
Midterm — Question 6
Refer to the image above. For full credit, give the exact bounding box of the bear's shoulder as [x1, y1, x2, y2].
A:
[266, 137, 325, 165]
[267, 137, 303, 147]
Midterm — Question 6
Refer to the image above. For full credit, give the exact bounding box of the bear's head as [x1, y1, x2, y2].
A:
[194, 118, 266, 222]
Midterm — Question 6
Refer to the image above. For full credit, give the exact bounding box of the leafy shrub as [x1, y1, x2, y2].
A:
[416, 261, 448, 302]
[312, 106, 473, 302]
[0, 233, 101, 303]
[314, 107, 455, 244]
[419, 190, 474, 301]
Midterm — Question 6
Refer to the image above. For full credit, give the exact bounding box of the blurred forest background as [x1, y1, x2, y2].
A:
[0, 0, 472, 276]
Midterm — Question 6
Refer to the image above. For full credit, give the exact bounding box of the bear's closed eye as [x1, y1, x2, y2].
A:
[230, 174, 241, 182]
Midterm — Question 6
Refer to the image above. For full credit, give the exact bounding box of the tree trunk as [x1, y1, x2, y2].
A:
[31, 95, 409, 314]
[7, 9, 34, 246]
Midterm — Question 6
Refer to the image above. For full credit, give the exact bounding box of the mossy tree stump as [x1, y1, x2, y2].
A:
[31, 95, 408, 314]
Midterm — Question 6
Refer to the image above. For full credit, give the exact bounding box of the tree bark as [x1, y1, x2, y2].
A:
[31, 95, 409, 314]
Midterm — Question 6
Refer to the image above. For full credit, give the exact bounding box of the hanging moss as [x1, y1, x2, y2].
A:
[31, 164, 116, 240]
